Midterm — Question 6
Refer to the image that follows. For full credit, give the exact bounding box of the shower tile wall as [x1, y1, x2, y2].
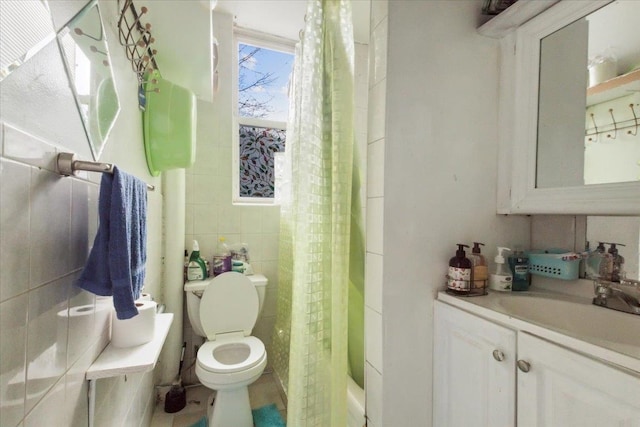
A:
[181, 12, 281, 384]
[364, 2, 388, 427]
[0, 1, 163, 425]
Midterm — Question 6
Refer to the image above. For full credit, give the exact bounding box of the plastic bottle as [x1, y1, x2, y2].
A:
[187, 240, 207, 281]
[489, 247, 512, 292]
[608, 243, 626, 282]
[213, 236, 232, 276]
[597, 242, 613, 280]
[509, 247, 530, 291]
[447, 244, 472, 294]
[469, 242, 488, 292]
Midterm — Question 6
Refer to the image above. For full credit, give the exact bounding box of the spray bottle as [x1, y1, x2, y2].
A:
[489, 247, 512, 292]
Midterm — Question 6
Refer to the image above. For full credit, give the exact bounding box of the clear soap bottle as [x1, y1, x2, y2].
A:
[489, 247, 512, 292]
[469, 242, 488, 293]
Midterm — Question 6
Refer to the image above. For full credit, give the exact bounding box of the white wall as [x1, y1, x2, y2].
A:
[0, 0, 165, 425]
[379, 1, 530, 425]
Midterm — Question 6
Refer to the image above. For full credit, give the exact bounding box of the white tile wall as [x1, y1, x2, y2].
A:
[365, 2, 388, 426]
[0, 0, 164, 423]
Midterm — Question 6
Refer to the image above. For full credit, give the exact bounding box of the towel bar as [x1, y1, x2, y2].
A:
[56, 152, 155, 191]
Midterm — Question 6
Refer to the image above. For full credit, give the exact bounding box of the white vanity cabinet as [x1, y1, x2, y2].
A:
[433, 301, 516, 427]
[517, 332, 640, 427]
[434, 300, 640, 427]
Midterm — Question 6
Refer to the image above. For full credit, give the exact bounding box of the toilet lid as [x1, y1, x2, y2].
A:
[197, 336, 265, 373]
[199, 272, 259, 340]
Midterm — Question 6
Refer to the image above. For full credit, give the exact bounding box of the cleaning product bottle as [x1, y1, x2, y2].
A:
[187, 240, 207, 281]
[489, 247, 512, 292]
[469, 242, 488, 292]
[608, 243, 625, 282]
[509, 247, 530, 291]
[447, 244, 472, 294]
[213, 236, 232, 276]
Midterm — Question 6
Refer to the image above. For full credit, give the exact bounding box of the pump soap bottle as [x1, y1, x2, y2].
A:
[608, 243, 626, 282]
[447, 244, 472, 294]
[187, 240, 207, 281]
[489, 247, 512, 292]
[469, 242, 488, 293]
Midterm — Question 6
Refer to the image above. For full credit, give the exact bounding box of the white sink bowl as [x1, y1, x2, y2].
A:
[496, 295, 640, 348]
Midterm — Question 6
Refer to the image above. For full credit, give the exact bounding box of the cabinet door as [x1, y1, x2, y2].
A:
[433, 301, 517, 427]
[517, 332, 640, 427]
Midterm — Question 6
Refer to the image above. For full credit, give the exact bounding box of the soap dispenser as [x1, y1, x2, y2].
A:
[469, 242, 488, 293]
[447, 244, 472, 294]
[608, 243, 626, 282]
[489, 247, 512, 292]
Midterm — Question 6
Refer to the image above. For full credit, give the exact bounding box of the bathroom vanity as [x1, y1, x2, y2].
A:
[433, 287, 640, 427]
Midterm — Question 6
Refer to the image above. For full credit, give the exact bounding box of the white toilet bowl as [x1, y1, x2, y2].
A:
[188, 272, 268, 427]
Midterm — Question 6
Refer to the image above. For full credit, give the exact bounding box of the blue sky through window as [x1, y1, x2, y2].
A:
[238, 43, 294, 122]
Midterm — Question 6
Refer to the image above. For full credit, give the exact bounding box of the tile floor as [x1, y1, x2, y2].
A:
[150, 372, 287, 427]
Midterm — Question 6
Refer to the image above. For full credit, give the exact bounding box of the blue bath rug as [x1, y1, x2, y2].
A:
[187, 416, 207, 427]
[189, 417, 209, 427]
[252, 403, 286, 427]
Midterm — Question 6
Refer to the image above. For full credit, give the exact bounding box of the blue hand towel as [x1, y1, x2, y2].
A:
[76, 166, 147, 320]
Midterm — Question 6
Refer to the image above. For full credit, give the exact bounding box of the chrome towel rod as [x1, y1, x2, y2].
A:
[56, 152, 155, 191]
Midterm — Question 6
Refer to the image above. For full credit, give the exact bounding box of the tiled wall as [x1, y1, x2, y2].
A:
[0, 1, 164, 426]
[364, 1, 388, 426]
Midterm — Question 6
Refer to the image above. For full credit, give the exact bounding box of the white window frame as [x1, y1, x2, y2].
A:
[232, 28, 296, 205]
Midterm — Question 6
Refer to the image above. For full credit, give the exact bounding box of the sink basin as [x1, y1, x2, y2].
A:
[496, 295, 640, 349]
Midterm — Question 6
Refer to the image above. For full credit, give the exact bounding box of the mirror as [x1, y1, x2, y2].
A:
[536, 1, 640, 189]
[0, 0, 55, 81]
[503, 0, 639, 214]
[58, 0, 120, 160]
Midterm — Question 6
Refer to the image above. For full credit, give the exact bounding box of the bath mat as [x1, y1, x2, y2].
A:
[252, 403, 286, 427]
[186, 415, 207, 427]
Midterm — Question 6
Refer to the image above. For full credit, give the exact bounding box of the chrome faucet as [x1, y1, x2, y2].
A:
[592, 279, 640, 315]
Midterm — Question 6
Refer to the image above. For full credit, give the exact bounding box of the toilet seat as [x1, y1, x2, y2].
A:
[197, 336, 265, 374]
[199, 272, 259, 340]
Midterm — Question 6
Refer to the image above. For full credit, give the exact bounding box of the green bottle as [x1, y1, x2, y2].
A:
[187, 240, 207, 281]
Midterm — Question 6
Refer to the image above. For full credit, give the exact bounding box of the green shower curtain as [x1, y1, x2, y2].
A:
[271, 0, 356, 425]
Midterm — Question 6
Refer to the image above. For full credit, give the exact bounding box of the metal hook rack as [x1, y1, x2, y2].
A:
[585, 103, 640, 142]
[116, 0, 160, 110]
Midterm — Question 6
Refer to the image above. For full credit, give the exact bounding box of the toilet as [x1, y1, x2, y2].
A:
[183, 272, 268, 427]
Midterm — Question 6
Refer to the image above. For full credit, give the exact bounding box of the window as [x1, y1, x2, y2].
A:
[233, 31, 295, 204]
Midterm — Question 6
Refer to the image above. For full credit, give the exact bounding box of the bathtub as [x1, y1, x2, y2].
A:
[347, 375, 365, 427]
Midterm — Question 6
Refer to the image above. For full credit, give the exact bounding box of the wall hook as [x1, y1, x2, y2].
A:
[587, 113, 598, 142]
[606, 108, 617, 140]
[628, 103, 638, 136]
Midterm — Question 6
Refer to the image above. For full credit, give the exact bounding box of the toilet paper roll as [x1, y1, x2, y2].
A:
[137, 293, 152, 302]
[111, 300, 157, 348]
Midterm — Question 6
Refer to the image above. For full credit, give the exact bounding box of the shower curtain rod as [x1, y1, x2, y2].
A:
[56, 152, 155, 191]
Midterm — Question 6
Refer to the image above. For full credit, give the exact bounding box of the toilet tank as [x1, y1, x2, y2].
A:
[248, 274, 268, 318]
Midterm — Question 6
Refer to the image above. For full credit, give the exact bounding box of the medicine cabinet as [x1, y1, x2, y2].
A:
[489, 0, 640, 215]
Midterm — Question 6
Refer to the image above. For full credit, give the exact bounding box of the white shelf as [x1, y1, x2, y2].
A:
[586, 69, 640, 106]
[86, 313, 174, 380]
[477, 0, 559, 38]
